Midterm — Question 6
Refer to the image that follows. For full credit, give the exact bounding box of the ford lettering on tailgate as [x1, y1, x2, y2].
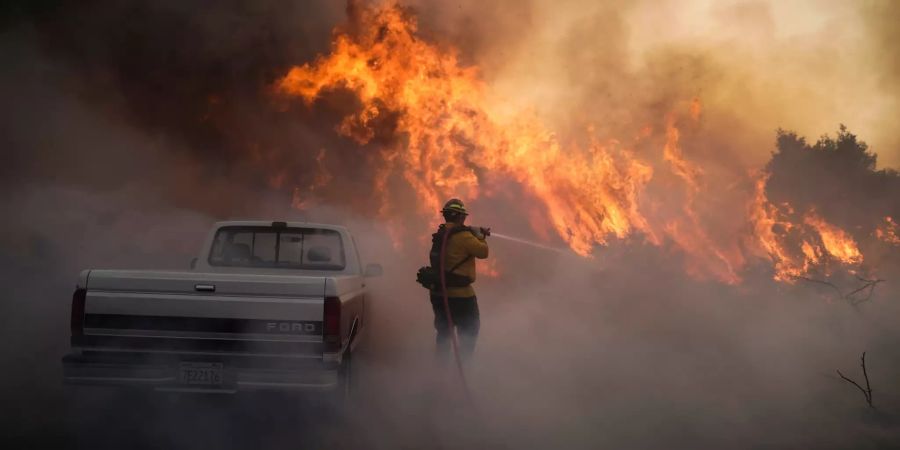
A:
[265, 322, 319, 333]
[83, 314, 323, 335]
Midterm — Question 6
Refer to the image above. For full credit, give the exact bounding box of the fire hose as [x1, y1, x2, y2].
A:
[438, 227, 470, 396]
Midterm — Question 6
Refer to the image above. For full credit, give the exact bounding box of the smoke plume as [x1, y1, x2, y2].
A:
[1, 0, 899, 448]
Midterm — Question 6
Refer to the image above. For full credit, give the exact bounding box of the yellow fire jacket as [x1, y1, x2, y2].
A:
[433, 223, 489, 298]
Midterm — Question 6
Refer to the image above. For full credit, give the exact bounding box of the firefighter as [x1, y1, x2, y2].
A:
[429, 198, 489, 360]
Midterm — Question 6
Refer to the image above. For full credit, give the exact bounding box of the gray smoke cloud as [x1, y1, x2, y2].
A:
[1, 1, 899, 449]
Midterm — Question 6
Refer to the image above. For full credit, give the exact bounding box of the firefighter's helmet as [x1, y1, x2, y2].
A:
[441, 198, 468, 216]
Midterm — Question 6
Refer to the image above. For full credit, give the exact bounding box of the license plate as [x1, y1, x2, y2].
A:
[178, 362, 224, 386]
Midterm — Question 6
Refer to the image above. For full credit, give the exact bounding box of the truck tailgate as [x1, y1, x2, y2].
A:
[77, 270, 326, 358]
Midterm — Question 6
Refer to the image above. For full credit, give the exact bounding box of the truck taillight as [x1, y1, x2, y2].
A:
[71, 288, 86, 337]
[323, 296, 341, 352]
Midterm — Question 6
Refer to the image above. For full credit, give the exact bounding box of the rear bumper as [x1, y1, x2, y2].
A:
[62, 351, 342, 393]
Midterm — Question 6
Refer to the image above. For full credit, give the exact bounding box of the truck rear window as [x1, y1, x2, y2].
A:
[208, 226, 346, 270]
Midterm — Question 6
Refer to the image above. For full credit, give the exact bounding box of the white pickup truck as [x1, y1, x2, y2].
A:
[62, 220, 381, 394]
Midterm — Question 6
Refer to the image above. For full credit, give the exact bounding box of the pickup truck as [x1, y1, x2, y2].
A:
[62, 220, 382, 394]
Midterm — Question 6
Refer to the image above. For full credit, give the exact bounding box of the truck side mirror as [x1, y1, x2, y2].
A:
[364, 263, 383, 277]
[190, 258, 198, 270]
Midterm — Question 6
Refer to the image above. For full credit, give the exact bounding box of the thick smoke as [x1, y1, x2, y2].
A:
[405, 0, 899, 165]
[1, 1, 900, 449]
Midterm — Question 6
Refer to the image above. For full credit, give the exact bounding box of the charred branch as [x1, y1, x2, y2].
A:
[846, 277, 885, 306]
[793, 276, 885, 308]
[794, 276, 843, 298]
[836, 352, 874, 408]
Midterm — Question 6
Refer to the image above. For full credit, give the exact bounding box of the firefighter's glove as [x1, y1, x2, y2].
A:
[472, 226, 491, 240]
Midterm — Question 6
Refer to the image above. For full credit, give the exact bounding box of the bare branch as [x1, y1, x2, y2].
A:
[793, 276, 844, 298]
[836, 370, 868, 397]
[855, 276, 883, 284]
[792, 276, 885, 308]
[845, 282, 873, 298]
[847, 278, 884, 306]
[861, 352, 873, 406]
[836, 352, 874, 408]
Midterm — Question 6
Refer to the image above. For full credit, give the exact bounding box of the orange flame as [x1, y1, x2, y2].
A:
[749, 174, 803, 280]
[276, 2, 875, 284]
[803, 212, 863, 265]
[658, 111, 743, 284]
[278, 4, 652, 257]
[748, 174, 864, 281]
[875, 216, 900, 245]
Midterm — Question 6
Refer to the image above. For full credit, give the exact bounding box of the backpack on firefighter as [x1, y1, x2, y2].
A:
[415, 224, 473, 290]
